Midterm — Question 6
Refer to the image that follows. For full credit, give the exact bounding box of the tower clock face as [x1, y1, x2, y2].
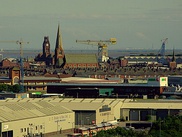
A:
[45, 44, 49, 51]
[13, 77, 19, 84]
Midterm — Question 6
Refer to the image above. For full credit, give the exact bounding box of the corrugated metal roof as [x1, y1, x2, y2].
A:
[0, 100, 73, 122]
[122, 99, 182, 109]
[1, 98, 182, 122]
[56, 102, 103, 111]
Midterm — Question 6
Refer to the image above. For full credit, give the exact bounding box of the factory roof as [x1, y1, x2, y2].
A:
[0, 99, 73, 122]
[1, 98, 182, 122]
[122, 99, 182, 109]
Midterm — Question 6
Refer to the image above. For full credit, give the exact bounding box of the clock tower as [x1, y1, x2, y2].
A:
[43, 36, 50, 57]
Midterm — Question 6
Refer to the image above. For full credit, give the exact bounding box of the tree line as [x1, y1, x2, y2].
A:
[94, 115, 182, 137]
[0, 84, 20, 93]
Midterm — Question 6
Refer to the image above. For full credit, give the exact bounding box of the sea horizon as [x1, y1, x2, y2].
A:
[0, 49, 181, 59]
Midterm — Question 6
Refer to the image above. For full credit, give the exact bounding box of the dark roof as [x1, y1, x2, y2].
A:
[65, 53, 98, 64]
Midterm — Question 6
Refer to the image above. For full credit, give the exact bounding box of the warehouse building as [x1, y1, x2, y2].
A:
[0, 99, 74, 137]
[1, 98, 182, 136]
[47, 77, 168, 98]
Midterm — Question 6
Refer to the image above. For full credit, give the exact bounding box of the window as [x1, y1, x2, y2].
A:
[40, 125, 42, 129]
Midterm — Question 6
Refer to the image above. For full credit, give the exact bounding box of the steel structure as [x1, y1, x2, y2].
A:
[158, 38, 168, 57]
[76, 38, 116, 63]
[0, 39, 29, 92]
[157, 38, 168, 64]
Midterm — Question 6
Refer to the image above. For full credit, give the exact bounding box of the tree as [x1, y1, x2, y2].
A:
[12, 84, 21, 93]
[0, 84, 21, 93]
[94, 127, 150, 137]
[149, 115, 182, 137]
[0, 84, 8, 91]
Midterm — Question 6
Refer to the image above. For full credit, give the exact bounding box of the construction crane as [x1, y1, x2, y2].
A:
[157, 38, 168, 64]
[0, 39, 29, 92]
[158, 38, 168, 57]
[76, 38, 116, 63]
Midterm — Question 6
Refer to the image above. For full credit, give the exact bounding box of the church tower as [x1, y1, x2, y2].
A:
[54, 24, 65, 67]
[43, 36, 50, 57]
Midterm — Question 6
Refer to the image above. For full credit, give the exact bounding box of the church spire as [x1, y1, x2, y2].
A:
[55, 24, 64, 51]
[54, 24, 65, 67]
[171, 48, 175, 62]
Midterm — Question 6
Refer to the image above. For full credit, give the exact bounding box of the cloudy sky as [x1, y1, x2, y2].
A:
[0, 0, 182, 51]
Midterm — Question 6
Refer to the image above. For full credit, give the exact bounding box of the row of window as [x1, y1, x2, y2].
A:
[20, 125, 44, 133]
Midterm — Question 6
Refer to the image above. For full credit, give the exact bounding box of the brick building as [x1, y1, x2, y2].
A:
[0, 58, 29, 69]
[0, 67, 61, 92]
[34, 36, 54, 66]
[35, 25, 98, 69]
[169, 49, 177, 69]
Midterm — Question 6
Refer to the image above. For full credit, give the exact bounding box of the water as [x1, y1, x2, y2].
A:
[0, 49, 180, 59]
[0, 50, 41, 59]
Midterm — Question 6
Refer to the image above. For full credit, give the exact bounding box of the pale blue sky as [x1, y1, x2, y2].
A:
[0, 0, 182, 50]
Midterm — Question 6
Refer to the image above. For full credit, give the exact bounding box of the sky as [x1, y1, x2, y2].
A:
[0, 0, 182, 51]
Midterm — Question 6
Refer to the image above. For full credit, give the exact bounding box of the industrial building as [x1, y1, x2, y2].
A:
[0, 98, 74, 137]
[1, 98, 182, 137]
[168, 75, 182, 86]
[47, 77, 168, 98]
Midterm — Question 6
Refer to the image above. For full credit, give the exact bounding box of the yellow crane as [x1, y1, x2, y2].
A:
[0, 39, 29, 92]
[76, 38, 116, 63]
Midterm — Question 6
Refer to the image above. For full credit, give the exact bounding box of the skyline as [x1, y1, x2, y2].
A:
[0, 0, 182, 51]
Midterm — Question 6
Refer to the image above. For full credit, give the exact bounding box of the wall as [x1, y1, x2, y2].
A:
[1, 112, 74, 137]
[113, 101, 124, 120]
[96, 105, 113, 124]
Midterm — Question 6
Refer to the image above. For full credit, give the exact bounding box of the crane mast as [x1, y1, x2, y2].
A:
[157, 38, 168, 64]
[76, 38, 116, 63]
[158, 38, 168, 57]
[0, 39, 29, 92]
